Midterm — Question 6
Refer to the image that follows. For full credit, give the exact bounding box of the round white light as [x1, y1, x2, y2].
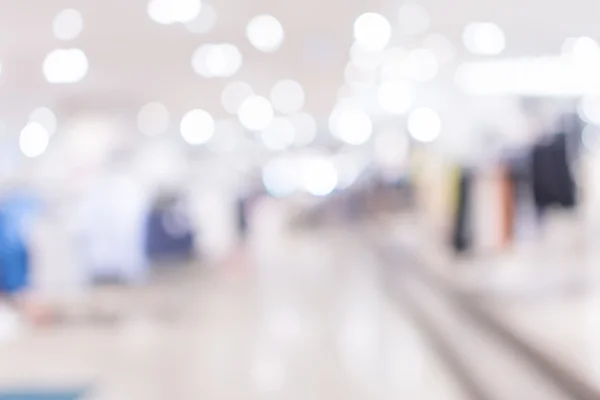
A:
[353, 13, 391, 51]
[147, 0, 201, 25]
[380, 47, 408, 81]
[463, 22, 505, 55]
[246, 15, 285, 53]
[375, 129, 410, 166]
[571, 37, 600, 62]
[345, 62, 378, 88]
[20, 122, 50, 158]
[138, 102, 170, 136]
[397, 4, 430, 36]
[192, 43, 242, 78]
[260, 117, 295, 151]
[423, 34, 455, 65]
[270, 79, 305, 114]
[147, 0, 172, 25]
[289, 112, 317, 146]
[582, 125, 600, 152]
[43, 48, 88, 84]
[350, 42, 384, 70]
[377, 80, 414, 114]
[185, 3, 217, 34]
[263, 157, 301, 197]
[405, 49, 438, 81]
[408, 107, 441, 143]
[180, 109, 215, 145]
[221, 81, 254, 114]
[330, 107, 372, 145]
[334, 153, 362, 189]
[578, 96, 600, 125]
[28, 107, 57, 136]
[205, 43, 242, 77]
[191, 45, 212, 77]
[53, 9, 84, 41]
[208, 119, 242, 153]
[238, 96, 274, 131]
[302, 158, 338, 196]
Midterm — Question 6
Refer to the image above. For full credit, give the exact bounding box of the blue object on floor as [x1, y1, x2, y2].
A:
[0, 390, 84, 400]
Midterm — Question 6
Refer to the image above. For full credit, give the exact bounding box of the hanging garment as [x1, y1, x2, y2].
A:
[531, 133, 576, 214]
[506, 155, 538, 243]
[29, 205, 84, 301]
[451, 168, 473, 253]
[236, 197, 249, 240]
[77, 174, 150, 283]
[145, 195, 195, 261]
[0, 195, 39, 295]
[472, 168, 505, 253]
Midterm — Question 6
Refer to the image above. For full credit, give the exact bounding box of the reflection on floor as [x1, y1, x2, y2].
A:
[0, 391, 84, 400]
[0, 227, 466, 400]
[380, 211, 600, 396]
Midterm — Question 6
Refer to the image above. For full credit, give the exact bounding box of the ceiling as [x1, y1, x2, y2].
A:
[0, 0, 597, 133]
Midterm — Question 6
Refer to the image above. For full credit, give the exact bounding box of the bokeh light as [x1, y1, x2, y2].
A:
[380, 47, 408, 81]
[184, 3, 217, 34]
[192, 43, 242, 78]
[353, 13, 391, 51]
[53, 9, 84, 41]
[289, 112, 318, 146]
[221, 81, 254, 114]
[408, 107, 441, 143]
[377, 80, 414, 114]
[43, 48, 88, 84]
[463, 22, 505, 55]
[350, 42, 384, 70]
[28, 107, 57, 136]
[423, 33, 455, 65]
[238, 95, 274, 131]
[334, 152, 362, 189]
[246, 15, 285, 53]
[270, 80, 305, 114]
[260, 117, 296, 151]
[397, 4, 430, 36]
[569, 37, 600, 63]
[302, 158, 338, 196]
[329, 105, 372, 145]
[405, 49, 438, 81]
[262, 157, 301, 197]
[207, 119, 243, 153]
[375, 129, 410, 166]
[579, 96, 600, 125]
[180, 109, 215, 145]
[345, 62, 378, 88]
[20, 122, 50, 158]
[582, 124, 600, 153]
[137, 102, 170, 136]
[147, 0, 201, 25]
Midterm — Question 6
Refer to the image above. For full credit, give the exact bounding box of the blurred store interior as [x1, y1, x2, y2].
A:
[1, 0, 600, 399]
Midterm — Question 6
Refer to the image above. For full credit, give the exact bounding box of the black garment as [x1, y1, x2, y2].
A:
[237, 197, 248, 239]
[451, 168, 473, 253]
[531, 134, 576, 214]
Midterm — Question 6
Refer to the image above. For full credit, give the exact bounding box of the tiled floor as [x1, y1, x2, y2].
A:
[0, 227, 466, 400]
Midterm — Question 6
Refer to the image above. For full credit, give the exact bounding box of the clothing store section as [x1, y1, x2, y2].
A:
[2, 0, 600, 399]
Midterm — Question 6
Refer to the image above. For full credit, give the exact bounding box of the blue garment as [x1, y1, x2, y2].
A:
[0, 195, 38, 294]
[145, 206, 194, 261]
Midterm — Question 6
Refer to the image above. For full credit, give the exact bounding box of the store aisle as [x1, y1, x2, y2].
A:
[0, 226, 466, 400]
